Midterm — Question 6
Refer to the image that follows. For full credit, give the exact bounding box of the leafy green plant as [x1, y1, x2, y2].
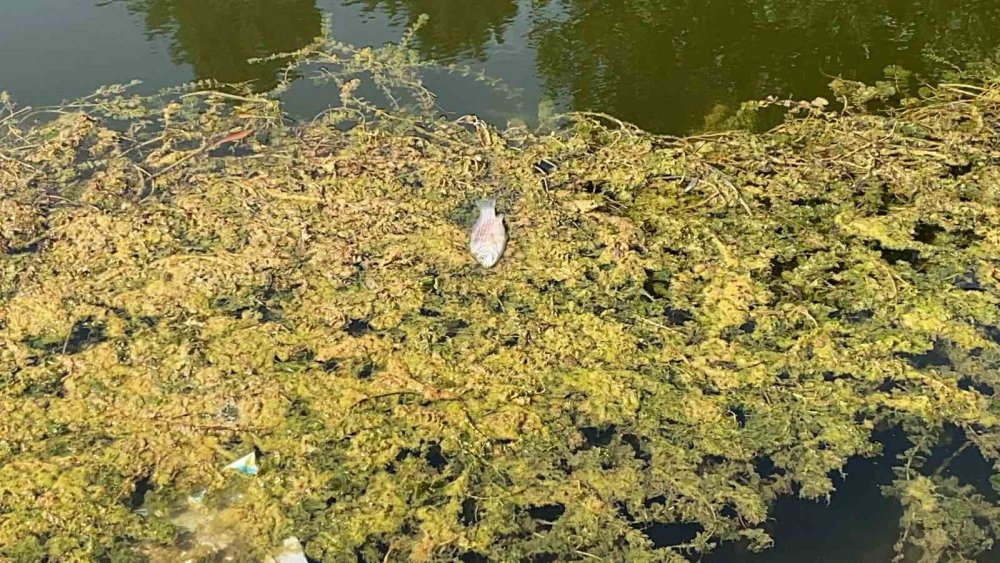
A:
[1, 25, 999, 563]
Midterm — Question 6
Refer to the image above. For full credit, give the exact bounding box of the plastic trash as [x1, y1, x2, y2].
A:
[224, 451, 258, 476]
[269, 536, 308, 563]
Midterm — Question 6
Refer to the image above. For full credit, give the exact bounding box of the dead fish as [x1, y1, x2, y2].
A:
[212, 128, 254, 147]
[469, 197, 507, 268]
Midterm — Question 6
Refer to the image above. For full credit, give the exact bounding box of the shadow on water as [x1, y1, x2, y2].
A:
[119, 0, 322, 90]
[348, 0, 518, 61]
[140, 0, 1000, 133]
[703, 426, 1000, 563]
[3, 0, 1000, 132]
[528, 0, 1000, 133]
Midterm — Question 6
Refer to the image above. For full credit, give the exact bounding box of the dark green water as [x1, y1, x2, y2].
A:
[3, 0, 1000, 133]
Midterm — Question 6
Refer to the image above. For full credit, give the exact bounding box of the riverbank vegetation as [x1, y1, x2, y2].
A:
[1, 32, 999, 562]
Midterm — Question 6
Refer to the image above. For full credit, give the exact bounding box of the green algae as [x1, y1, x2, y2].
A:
[2, 59, 1000, 562]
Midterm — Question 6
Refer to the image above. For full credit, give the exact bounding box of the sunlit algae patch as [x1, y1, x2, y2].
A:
[1, 71, 999, 562]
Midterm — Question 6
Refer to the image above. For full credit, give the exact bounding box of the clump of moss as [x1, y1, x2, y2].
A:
[1, 65, 1000, 561]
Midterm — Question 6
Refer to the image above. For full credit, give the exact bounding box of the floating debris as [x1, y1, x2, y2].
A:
[169, 494, 244, 560]
[532, 158, 559, 175]
[268, 536, 308, 563]
[224, 452, 258, 476]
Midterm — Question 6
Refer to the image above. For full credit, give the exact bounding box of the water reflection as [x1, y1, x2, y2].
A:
[108, 0, 1000, 133]
[528, 0, 1000, 132]
[121, 0, 322, 90]
[349, 0, 517, 61]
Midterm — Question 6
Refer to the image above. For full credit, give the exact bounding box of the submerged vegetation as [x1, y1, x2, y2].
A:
[1, 27, 1000, 562]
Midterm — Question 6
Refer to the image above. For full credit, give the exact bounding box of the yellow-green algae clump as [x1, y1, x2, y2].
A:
[2, 72, 1000, 562]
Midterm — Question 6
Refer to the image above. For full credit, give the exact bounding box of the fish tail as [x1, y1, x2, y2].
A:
[476, 197, 498, 217]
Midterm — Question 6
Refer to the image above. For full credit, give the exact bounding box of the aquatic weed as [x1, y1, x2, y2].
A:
[1, 53, 1000, 563]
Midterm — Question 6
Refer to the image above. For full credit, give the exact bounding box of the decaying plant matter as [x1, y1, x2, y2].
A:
[1, 48, 999, 562]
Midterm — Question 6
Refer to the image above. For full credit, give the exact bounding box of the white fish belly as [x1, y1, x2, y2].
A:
[470, 215, 506, 265]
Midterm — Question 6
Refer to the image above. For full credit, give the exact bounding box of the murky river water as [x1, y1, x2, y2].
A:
[3, 0, 1000, 133]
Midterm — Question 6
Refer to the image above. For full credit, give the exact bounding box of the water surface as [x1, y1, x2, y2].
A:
[3, 0, 1000, 133]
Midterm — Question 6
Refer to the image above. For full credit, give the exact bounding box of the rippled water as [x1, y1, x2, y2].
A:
[3, 0, 1000, 133]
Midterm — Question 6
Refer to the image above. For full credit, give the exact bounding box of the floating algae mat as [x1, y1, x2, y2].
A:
[2, 68, 1000, 561]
